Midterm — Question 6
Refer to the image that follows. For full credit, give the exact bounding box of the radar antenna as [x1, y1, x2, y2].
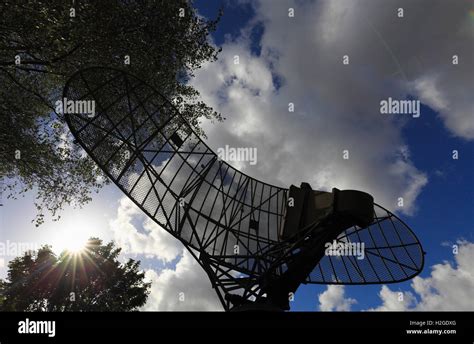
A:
[63, 67, 424, 311]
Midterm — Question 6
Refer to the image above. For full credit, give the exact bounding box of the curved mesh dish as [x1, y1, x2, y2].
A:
[305, 204, 424, 284]
[63, 67, 424, 305]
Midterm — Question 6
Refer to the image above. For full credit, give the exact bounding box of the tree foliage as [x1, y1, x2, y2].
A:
[0, 0, 222, 225]
[0, 238, 150, 311]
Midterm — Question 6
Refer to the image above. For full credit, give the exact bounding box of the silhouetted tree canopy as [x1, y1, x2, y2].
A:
[0, 238, 150, 311]
[0, 0, 222, 225]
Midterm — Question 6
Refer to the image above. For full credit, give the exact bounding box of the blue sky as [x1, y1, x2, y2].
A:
[1, 0, 473, 311]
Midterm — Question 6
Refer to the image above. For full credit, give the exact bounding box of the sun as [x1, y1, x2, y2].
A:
[54, 234, 88, 254]
[63, 239, 88, 253]
[50, 215, 98, 255]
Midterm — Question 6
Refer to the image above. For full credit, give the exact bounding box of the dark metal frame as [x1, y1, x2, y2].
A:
[63, 67, 424, 311]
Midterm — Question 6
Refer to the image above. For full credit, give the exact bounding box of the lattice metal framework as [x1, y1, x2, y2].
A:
[63, 67, 424, 311]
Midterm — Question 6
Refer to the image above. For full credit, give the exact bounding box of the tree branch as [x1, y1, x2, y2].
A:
[0, 67, 56, 112]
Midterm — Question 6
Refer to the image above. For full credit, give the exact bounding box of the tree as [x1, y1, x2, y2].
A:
[0, 1, 222, 225]
[0, 238, 151, 311]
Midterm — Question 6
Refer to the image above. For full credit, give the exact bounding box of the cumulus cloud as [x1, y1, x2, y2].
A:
[109, 197, 182, 262]
[367, 285, 416, 311]
[142, 249, 223, 311]
[318, 285, 357, 311]
[109, 197, 223, 310]
[370, 241, 474, 311]
[189, 0, 464, 215]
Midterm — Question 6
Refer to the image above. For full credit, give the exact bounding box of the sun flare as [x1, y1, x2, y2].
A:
[62, 239, 87, 253]
[50, 215, 99, 255]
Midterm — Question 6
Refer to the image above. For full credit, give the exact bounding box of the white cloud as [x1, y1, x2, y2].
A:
[317, 0, 474, 140]
[368, 285, 416, 311]
[142, 249, 223, 311]
[109, 197, 223, 310]
[109, 197, 182, 263]
[370, 241, 474, 311]
[412, 73, 474, 140]
[318, 285, 357, 311]
[191, 0, 446, 215]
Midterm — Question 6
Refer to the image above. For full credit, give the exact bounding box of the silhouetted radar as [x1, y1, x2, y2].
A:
[63, 67, 424, 311]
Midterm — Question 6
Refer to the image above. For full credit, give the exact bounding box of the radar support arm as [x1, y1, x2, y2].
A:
[260, 185, 374, 310]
